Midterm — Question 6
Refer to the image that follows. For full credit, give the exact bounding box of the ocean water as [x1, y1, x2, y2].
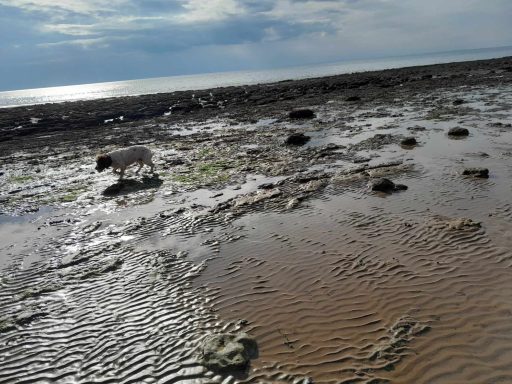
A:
[1, 46, 511, 108]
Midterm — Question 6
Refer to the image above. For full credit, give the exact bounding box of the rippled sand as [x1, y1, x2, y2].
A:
[1, 68, 512, 383]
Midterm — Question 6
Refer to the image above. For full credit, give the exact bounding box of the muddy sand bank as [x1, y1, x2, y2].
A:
[1, 57, 512, 383]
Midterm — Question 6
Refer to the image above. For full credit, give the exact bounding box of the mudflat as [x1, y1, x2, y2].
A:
[1, 56, 512, 383]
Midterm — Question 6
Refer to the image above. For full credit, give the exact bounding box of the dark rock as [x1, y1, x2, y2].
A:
[394, 184, 409, 191]
[462, 167, 489, 178]
[201, 332, 258, 372]
[452, 99, 465, 105]
[285, 133, 311, 146]
[400, 137, 417, 146]
[166, 158, 185, 166]
[448, 127, 469, 136]
[288, 109, 315, 119]
[345, 95, 361, 102]
[368, 178, 408, 193]
[258, 182, 276, 190]
[369, 178, 395, 192]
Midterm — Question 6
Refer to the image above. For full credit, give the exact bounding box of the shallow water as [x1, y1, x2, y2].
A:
[1, 84, 512, 383]
[2, 46, 512, 107]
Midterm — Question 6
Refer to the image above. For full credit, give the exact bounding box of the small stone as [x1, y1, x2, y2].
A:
[452, 99, 465, 105]
[285, 133, 311, 146]
[448, 127, 469, 136]
[400, 137, 417, 146]
[345, 95, 361, 102]
[462, 167, 489, 178]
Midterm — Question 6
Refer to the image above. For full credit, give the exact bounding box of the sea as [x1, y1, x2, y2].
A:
[1, 46, 512, 108]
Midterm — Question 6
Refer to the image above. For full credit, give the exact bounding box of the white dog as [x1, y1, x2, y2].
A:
[95, 145, 155, 179]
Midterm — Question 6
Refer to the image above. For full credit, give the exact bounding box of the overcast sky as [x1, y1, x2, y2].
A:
[1, 0, 511, 91]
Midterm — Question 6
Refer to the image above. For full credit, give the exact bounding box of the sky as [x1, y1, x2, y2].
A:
[0, 0, 511, 91]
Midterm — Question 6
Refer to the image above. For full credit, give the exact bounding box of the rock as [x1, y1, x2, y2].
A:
[368, 178, 395, 192]
[462, 167, 489, 178]
[18, 283, 62, 300]
[394, 184, 409, 191]
[345, 95, 361, 102]
[286, 198, 301, 209]
[285, 133, 311, 146]
[258, 182, 276, 190]
[83, 221, 102, 233]
[14, 310, 48, 325]
[0, 317, 15, 333]
[448, 127, 469, 136]
[446, 218, 481, 230]
[288, 109, 315, 119]
[452, 99, 465, 105]
[400, 137, 417, 146]
[166, 158, 185, 166]
[233, 188, 282, 208]
[368, 178, 408, 193]
[201, 332, 258, 372]
[300, 179, 326, 193]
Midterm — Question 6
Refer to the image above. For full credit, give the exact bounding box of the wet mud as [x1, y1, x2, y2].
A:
[1, 57, 512, 383]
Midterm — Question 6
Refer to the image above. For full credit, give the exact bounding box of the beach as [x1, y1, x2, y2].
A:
[1, 56, 512, 383]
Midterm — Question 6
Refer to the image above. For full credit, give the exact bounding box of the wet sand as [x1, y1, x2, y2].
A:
[1, 57, 512, 383]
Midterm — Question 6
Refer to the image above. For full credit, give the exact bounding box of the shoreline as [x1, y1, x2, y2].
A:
[1, 56, 511, 143]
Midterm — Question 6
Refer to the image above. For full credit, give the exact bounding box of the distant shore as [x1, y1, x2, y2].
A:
[0, 56, 511, 145]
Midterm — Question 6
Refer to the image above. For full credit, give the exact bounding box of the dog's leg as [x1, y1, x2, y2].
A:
[135, 160, 144, 174]
[118, 167, 125, 180]
[147, 160, 155, 173]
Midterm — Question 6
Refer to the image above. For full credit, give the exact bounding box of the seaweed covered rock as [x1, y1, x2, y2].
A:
[285, 133, 311, 146]
[400, 137, 417, 146]
[448, 127, 469, 137]
[446, 218, 481, 230]
[201, 332, 258, 372]
[462, 167, 489, 178]
[368, 178, 408, 193]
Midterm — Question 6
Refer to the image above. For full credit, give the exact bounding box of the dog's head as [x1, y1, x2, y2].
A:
[95, 154, 112, 172]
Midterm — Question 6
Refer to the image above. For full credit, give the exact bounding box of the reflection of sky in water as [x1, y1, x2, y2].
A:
[2, 47, 512, 108]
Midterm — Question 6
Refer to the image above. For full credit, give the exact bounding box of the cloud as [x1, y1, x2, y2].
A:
[37, 37, 110, 48]
[178, 0, 243, 23]
[1, 0, 512, 91]
[0, 0, 133, 16]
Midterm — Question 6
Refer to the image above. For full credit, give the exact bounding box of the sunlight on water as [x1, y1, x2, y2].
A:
[1, 46, 512, 108]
